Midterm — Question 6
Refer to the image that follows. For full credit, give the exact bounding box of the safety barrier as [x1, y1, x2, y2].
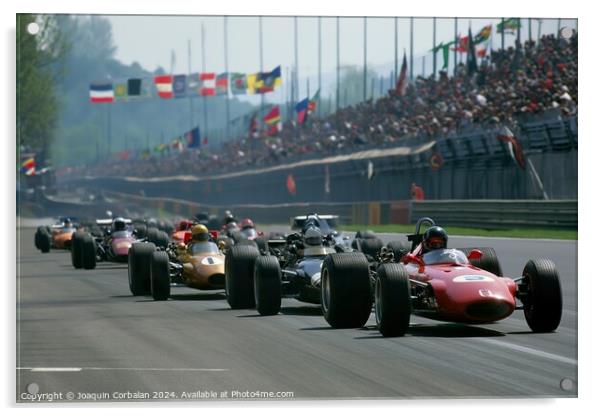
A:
[410, 200, 577, 230]
[102, 190, 575, 230]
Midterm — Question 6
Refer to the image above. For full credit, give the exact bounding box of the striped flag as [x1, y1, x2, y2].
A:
[89, 83, 114, 103]
[21, 157, 35, 175]
[200, 73, 216, 96]
[155, 75, 173, 99]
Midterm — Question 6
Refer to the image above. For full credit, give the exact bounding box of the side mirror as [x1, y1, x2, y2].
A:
[402, 253, 425, 273]
[468, 249, 483, 260]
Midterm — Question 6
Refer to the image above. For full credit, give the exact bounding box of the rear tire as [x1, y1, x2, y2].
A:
[128, 242, 155, 296]
[154, 231, 170, 248]
[355, 230, 377, 239]
[146, 227, 159, 245]
[375, 263, 412, 337]
[150, 251, 171, 301]
[386, 241, 410, 263]
[458, 247, 503, 276]
[81, 234, 97, 269]
[521, 259, 563, 332]
[38, 231, 51, 253]
[254, 256, 282, 315]
[352, 238, 383, 259]
[71, 231, 85, 269]
[321, 253, 372, 328]
[225, 245, 260, 309]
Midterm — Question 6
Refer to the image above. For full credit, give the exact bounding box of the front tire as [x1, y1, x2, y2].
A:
[375, 263, 412, 337]
[225, 245, 260, 309]
[38, 230, 51, 253]
[254, 256, 282, 315]
[81, 234, 97, 269]
[521, 259, 562, 332]
[71, 231, 85, 269]
[150, 251, 171, 301]
[128, 242, 155, 296]
[321, 253, 372, 328]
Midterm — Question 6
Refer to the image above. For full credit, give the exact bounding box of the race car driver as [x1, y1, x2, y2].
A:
[188, 224, 211, 252]
[422, 226, 448, 253]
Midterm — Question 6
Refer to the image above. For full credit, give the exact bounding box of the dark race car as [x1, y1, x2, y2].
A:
[224, 214, 358, 315]
[320, 217, 563, 336]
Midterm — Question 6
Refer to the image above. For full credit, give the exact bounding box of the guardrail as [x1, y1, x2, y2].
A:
[101, 190, 575, 230]
[410, 200, 577, 230]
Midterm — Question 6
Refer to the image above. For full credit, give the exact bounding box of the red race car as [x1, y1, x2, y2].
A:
[320, 217, 563, 337]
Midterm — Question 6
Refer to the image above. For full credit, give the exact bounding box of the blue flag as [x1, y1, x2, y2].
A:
[173, 74, 187, 98]
[295, 98, 309, 125]
[186, 127, 201, 148]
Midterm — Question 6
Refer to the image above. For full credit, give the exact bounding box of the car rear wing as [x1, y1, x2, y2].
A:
[290, 215, 339, 231]
[96, 218, 132, 226]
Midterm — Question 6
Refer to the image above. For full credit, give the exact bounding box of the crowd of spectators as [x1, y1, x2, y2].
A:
[72, 33, 577, 178]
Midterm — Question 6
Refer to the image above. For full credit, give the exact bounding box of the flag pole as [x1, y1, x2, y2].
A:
[432, 17, 437, 77]
[501, 18, 505, 50]
[201, 22, 208, 142]
[336, 16, 340, 111]
[557, 18, 561, 35]
[409, 17, 414, 80]
[363, 16, 367, 102]
[394, 16, 398, 85]
[259, 15, 264, 125]
[294, 16, 299, 105]
[187, 39, 193, 130]
[454, 17, 458, 75]
[528, 18, 532, 43]
[224, 16, 230, 143]
[318, 16, 322, 117]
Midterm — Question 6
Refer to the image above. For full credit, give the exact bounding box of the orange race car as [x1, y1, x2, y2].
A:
[34, 218, 79, 253]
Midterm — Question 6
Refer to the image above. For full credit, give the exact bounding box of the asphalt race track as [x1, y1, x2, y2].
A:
[16, 227, 577, 402]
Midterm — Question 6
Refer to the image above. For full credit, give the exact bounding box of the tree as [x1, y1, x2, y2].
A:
[17, 14, 68, 163]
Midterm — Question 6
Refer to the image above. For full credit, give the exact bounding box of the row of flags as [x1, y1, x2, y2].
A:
[89, 66, 283, 103]
[248, 89, 321, 138]
[429, 20, 522, 71]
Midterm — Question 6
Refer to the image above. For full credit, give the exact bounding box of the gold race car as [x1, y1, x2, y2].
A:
[127, 224, 226, 300]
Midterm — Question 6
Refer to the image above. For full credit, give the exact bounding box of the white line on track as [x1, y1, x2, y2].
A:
[18, 367, 228, 372]
[477, 339, 577, 365]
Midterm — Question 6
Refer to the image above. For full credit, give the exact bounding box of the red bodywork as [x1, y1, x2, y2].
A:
[110, 234, 137, 258]
[403, 244, 518, 324]
[172, 220, 194, 244]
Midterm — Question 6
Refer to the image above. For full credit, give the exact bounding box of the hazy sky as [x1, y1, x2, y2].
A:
[106, 15, 576, 100]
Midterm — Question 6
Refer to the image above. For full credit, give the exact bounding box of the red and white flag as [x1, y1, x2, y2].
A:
[497, 126, 526, 169]
[154, 75, 173, 99]
[200, 73, 216, 96]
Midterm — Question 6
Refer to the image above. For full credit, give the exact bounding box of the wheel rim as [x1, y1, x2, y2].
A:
[375, 277, 383, 327]
[321, 269, 330, 313]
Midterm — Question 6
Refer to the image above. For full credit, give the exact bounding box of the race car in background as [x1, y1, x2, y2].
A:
[34, 217, 79, 253]
[127, 225, 226, 300]
[70, 217, 169, 270]
[320, 217, 563, 336]
[224, 214, 369, 315]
